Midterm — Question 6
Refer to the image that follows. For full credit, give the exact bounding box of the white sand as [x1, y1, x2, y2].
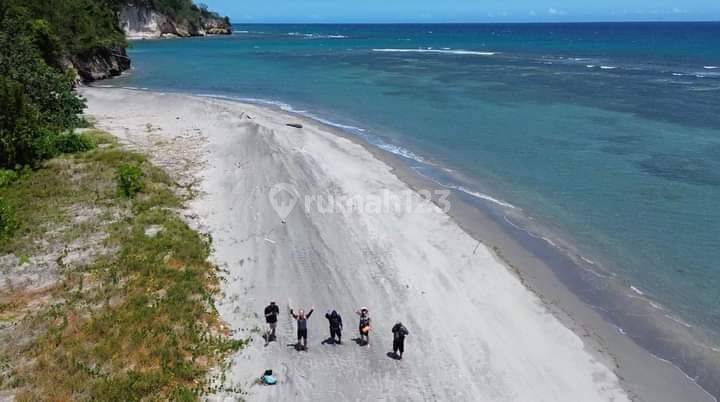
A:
[83, 87, 630, 402]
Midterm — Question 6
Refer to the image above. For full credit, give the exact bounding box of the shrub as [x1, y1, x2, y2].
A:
[0, 198, 18, 239]
[118, 163, 144, 198]
[53, 133, 96, 154]
[0, 6, 85, 169]
[0, 169, 18, 188]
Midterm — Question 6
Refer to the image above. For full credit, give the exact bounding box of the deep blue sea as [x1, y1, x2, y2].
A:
[110, 22, 720, 393]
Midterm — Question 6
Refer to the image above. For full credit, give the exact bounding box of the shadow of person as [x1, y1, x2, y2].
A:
[386, 352, 401, 360]
[287, 343, 307, 351]
[321, 337, 337, 345]
[352, 337, 368, 346]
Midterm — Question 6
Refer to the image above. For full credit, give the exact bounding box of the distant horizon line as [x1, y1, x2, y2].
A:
[226, 19, 720, 25]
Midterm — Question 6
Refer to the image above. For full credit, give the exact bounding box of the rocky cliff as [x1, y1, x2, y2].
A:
[120, 5, 232, 39]
[71, 47, 132, 83]
[69, 3, 231, 83]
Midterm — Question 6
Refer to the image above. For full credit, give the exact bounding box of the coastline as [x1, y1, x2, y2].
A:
[81, 86, 714, 401]
[193, 88, 720, 401]
[291, 99, 720, 402]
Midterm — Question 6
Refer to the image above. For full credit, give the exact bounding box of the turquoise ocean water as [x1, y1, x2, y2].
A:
[109, 23, 720, 395]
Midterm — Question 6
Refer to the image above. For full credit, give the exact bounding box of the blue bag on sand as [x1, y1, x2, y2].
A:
[262, 375, 277, 385]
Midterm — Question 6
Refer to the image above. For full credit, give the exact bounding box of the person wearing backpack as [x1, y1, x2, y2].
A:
[325, 310, 343, 344]
[391, 321, 409, 359]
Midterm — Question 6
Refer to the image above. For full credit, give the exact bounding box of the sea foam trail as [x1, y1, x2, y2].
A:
[449, 185, 517, 209]
[373, 48, 496, 56]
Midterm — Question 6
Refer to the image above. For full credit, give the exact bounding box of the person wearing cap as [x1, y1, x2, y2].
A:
[264, 301, 280, 341]
[356, 307, 371, 345]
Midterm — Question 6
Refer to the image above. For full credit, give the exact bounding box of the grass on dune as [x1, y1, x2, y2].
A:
[0, 129, 246, 401]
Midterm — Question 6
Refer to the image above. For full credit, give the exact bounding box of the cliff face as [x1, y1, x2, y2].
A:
[119, 5, 232, 39]
[70, 3, 231, 83]
[71, 47, 132, 83]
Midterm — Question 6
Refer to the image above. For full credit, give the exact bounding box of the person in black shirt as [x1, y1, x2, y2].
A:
[264, 301, 280, 341]
[391, 322, 409, 359]
[325, 310, 343, 344]
[290, 307, 314, 350]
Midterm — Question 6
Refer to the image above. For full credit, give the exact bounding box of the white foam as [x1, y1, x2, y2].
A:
[375, 143, 426, 163]
[288, 32, 348, 39]
[649, 301, 664, 310]
[372, 48, 496, 56]
[581, 265, 609, 279]
[198, 94, 296, 112]
[599, 66, 617, 70]
[580, 256, 596, 265]
[586, 65, 595, 68]
[307, 115, 366, 133]
[664, 314, 693, 328]
[215, 95, 369, 133]
[703, 66, 718, 69]
[630, 286, 644, 295]
[541, 236, 558, 247]
[451, 186, 517, 209]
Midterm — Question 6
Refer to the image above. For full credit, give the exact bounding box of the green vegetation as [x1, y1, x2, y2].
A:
[0, 0, 121, 169]
[0, 198, 17, 240]
[0, 169, 18, 187]
[118, 163, 145, 198]
[0, 130, 245, 400]
[0, 0, 227, 171]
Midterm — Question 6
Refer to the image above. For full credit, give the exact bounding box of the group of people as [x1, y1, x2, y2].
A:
[263, 301, 410, 359]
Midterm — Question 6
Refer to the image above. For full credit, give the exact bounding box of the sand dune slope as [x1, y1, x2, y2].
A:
[83, 88, 629, 402]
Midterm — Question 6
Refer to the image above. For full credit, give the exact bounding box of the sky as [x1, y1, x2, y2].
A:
[200, 0, 720, 23]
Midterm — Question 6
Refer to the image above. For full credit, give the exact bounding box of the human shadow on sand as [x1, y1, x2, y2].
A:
[263, 334, 277, 344]
[386, 352, 402, 360]
[321, 337, 342, 345]
[352, 337, 369, 346]
[287, 343, 307, 352]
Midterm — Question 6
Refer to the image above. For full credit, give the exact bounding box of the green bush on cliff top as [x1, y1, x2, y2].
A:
[0, 0, 126, 169]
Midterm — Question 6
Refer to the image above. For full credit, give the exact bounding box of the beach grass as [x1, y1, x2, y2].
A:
[0, 129, 245, 401]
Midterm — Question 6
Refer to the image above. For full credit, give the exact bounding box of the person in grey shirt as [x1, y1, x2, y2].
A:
[290, 307, 314, 350]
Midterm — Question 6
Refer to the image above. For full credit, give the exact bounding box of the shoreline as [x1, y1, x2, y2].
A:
[300, 102, 720, 402]
[82, 86, 714, 401]
[194, 88, 720, 401]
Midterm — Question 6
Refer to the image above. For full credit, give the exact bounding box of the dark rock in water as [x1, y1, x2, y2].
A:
[286, 123, 303, 129]
[71, 47, 131, 83]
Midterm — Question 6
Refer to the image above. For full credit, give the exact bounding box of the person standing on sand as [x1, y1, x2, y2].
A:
[356, 307, 371, 345]
[290, 307, 314, 350]
[264, 301, 280, 341]
[391, 322, 409, 359]
[325, 310, 343, 344]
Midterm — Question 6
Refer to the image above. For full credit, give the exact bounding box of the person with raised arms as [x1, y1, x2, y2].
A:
[290, 306, 314, 350]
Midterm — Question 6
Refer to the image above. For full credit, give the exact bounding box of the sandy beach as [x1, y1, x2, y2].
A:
[81, 87, 713, 402]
